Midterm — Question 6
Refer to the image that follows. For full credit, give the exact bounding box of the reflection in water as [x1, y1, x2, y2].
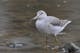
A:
[0, 0, 80, 53]
[0, 0, 11, 36]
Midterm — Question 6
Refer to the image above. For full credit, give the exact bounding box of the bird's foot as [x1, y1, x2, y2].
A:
[51, 46, 59, 50]
[43, 45, 51, 49]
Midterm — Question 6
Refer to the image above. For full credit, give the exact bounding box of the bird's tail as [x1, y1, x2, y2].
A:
[60, 20, 71, 31]
[63, 20, 71, 28]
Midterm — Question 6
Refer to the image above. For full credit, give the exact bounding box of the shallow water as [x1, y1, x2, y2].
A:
[0, 0, 80, 53]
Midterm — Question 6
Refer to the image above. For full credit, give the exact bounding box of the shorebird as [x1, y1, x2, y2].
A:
[32, 10, 71, 49]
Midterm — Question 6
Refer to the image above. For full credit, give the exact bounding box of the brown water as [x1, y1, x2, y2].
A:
[0, 0, 80, 53]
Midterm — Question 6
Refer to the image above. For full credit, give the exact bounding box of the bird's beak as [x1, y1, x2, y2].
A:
[32, 16, 38, 20]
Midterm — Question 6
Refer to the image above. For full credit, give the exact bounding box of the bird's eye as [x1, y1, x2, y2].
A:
[40, 12, 43, 15]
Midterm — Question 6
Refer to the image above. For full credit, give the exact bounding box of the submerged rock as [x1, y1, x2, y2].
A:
[6, 37, 41, 49]
[7, 43, 26, 48]
[62, 42, 80, 53]
[49, 42, 80, 53]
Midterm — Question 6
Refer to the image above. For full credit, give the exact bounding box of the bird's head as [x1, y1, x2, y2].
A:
[32, 10, 47, 20]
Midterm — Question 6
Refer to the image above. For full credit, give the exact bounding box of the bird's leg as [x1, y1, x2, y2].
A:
[42, 33, 48, 53]
[45, 34, 47, 47]
[52, 36, 61, 53]
[44, 34, 50, 53]
[54, 36, 60, 45]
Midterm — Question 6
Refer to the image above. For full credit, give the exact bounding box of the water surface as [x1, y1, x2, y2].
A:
[0, 0, 80, 53]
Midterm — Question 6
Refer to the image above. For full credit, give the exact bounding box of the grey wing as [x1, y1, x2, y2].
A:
[47, 16, 70, 26]
[47, 16, 60, 25]
[51, 19, 69, 26]
[59, 20, 70, 26]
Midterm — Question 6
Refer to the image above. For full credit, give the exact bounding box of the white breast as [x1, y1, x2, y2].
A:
[36, 20, 51, 34]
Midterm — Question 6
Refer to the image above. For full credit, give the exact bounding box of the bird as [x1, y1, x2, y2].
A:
[32, 10, 71, 36]
[32, 10, 72, 49]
